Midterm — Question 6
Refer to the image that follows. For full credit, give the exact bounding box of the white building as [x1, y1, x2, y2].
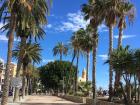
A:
[0, 59, 5, 91]
[0, 59, 17, 91]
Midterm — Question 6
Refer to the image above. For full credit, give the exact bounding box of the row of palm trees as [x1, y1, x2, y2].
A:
[53, 27, 92, 93]
[0, 0, 51, 105]
[52, 0, 135, 104]
[82, 0, 135, 102]
[13, 43, 42, 98]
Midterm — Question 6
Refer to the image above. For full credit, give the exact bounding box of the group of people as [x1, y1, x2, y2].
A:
[97, 90, 109, 97]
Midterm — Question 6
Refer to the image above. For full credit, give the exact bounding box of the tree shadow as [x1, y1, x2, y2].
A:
[21, 103, 85, 105]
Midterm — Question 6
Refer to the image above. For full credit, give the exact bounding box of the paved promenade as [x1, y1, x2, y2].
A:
[21, 96, 84, 105]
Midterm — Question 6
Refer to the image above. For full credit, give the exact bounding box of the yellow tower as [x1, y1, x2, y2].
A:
[78, 68, 86, 82]
[82, 68, 86, 80]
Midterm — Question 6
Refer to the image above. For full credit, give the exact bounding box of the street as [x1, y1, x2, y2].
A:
[21, 96, 84, 105]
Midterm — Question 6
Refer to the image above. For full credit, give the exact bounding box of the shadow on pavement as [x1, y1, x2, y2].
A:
[21, 103, 84, 105]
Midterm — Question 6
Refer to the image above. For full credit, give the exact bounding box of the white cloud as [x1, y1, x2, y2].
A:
[0, 35, 8, 41]
[57, 11, 89, 32]
[114, 35, 136, 39]
[0, 35, 20, 42]
[47, 24, 52, 28]
[0, 23, 20, 42]
[0, 23, 5, 29]
[98, 24, 108, 32]
[0, 58, 4, 63]
[42, 59, 54, 63]
[98, 54, 108, 60]
[56, 11, 108, 33]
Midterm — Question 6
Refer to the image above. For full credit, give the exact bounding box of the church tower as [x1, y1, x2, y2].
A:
[82, 68, 86, 80]
[78, 68, 87, 82]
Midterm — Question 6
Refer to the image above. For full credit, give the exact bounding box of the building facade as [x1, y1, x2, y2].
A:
[0, 61, 17, 91]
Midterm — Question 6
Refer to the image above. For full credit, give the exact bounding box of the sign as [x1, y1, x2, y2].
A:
[11, 77, 22, 88]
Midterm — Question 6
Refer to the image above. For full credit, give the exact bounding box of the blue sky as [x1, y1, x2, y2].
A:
[0, 0, 140, 89]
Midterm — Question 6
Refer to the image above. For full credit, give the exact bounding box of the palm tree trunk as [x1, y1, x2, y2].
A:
[70, 51, 76, 93]
[25, 77, 29, 96]
[75, 50, 79, 94]
[118, 24, 123, 48]
[22, 76, 27, 98]
[134, 74, 137, 103]
[60, 53, 62, 61]
[120, 82, 128, 105]
[109, 25, 113, 101]
[137, 71, 140, 102]
[92, 28, 98, 105]
[1, 13, 16, 105]
[92, 46, 97, 105]
[126, 81, 131, 103]
[22, 65, 27, 98]
[138, 81, 140, 102]
[70, 51, 76, 67]
[29, 78, 32, 95]
[114, 20, 124, 92]
[86, 51, 90, 82]
[13, 37, 27, 102]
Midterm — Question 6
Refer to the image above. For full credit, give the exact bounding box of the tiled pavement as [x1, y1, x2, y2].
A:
[21, 96, 84, 105]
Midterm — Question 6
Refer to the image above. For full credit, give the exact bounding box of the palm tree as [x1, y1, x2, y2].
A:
[78, 81, 92, 96]
[13, 43, 42, 98]
[106, 46, 134, 104]
[0, 0, 50, 103]
[70, 29, 85, 93]
[103, 0, 119, 100]
[0, 1, 18, 104]
[79, 27, 92, 82]
[134, 50, 140, 102]
[13, 0, 49, 101]
[117, 1, 134, 47]
[26, 64, 38, 95]
[53, 42, 68, 61]
[115, 1, 134, 91]
[82, 0, 104, 103]
[53, 42, 68, 95]
[13, 26, 45, 101]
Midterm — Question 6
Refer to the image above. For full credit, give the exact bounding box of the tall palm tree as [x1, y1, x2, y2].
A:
[117, 1, 134, 47]
[115, 1, 134, 91]
[103, 0, 119, 100]
[0, 1, 18, 104]
[53, 42, 68, 95]
[53, 42, 68, 61]
[79, 27, 92, 82]
[0, 0, 50, 103]
[13, 43, 42, 98]
[70, 29, 85, 93]
[14, 26, 45, 101]
[13, 0, 49, 101]
[82, 0, 104, 103]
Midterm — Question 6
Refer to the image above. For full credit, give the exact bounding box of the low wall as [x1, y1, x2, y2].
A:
[60, 95, 86, 103]
[60, 95, 140, 105]
[86, 98, 140, 105]
[131, 104, 140, 105]
[86, 98, 124, 105]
